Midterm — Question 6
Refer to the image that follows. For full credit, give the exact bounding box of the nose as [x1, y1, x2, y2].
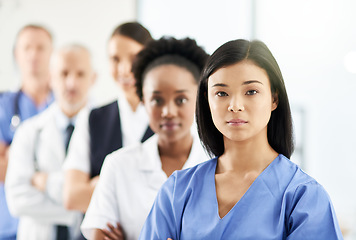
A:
[66, 74, 78, 89]
[117, 60, 131, 77]
[26, 47, 39, 61]
[228, 97, 244, 112]
[161, 101, 178, 118]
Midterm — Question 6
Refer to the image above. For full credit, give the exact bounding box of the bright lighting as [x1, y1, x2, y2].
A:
[344, 51, 356, 74]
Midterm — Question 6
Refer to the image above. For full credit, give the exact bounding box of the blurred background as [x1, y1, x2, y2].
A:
[1, 0, 356, 238]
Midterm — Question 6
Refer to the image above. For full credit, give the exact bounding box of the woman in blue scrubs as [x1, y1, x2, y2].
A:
[139, 39, 343, 240]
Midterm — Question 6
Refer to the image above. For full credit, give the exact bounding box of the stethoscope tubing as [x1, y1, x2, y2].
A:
[10, 90, 22, 131]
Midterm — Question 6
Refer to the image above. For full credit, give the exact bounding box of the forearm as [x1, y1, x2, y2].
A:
[64, 182, 94, 212]
[0, 143, 9, 182]
[6, 179, 75, 224]
[63, 170, 98, 213]
[0, 156, 7, 182]
[92, 229, 106, 240]
[31, 171, 65, 204]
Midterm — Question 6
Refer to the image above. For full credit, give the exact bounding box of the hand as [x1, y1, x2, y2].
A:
[167, 238, 174, 240]
[102, 222, 125, 240]
[31, 172, 48, 191]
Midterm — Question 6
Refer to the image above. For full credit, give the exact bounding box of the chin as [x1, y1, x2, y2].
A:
[121, 84, 135, 92]
[161, 131, 190, 144]
[62, 102, 84, 115]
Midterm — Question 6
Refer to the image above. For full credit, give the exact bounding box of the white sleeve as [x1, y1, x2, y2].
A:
[5, 123, 76, 225]
[81, 154, 120, 238]
[63, 109, 90, 173]
[45, 170, 64, 204]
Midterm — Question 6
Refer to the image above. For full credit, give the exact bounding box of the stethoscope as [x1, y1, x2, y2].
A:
[10, 90, 22, 131]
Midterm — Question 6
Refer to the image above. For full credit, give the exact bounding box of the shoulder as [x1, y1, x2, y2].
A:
[103, 138, 150, 169]
[277, 155, 321, 192]
[267, 154, 318, 189]
[0, 91, 17, 102]
[276, 156, 333, 211]
[0, 91, 16, 115]
[88, 101, 119, 126]
[154, 159, 216, 207]
[15, 106, 52, 133]
[170, 158, 217, 187]
[280, 158, 343, 238]
[90, 100, 118, 116]
[287, 170, 330, 203]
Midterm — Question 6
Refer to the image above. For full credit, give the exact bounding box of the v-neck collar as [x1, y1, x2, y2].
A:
[211, 154, 282, 220]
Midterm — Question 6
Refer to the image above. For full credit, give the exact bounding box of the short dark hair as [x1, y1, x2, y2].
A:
[132, 36, 209, 100]
[110, 22, 152, 45]
[196, 39, 294, 158]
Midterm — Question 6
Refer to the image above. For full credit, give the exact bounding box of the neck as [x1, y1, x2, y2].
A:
[158, 133, 193, 159]
[122, 88, 140, 112]
[126, 95, 140, 112]
[218, 132, 278, 174]
[21, 74, 51, 106]
[61, 100, 87, 119]
[63, 110, 79, 119]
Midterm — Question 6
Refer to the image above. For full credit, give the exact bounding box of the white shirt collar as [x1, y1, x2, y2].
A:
[138, 130, 207, 172]
[116, 89, 149, 147]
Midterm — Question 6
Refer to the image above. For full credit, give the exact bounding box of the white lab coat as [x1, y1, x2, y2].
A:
[5, 103, 83, 240]
[81, 132, 210, 240]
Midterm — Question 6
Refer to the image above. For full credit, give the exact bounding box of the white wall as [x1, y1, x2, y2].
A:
[255, 0, 356, 237]
[0, 0, 137, 105]
[138, 0, 253, 54]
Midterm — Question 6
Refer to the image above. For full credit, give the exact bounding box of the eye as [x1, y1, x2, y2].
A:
[61, 70, 69, 78]
[216, 91, 228, 97]
[151, 97, 163, 106]
[111, 56, 119, 63]
[246, 90, 258, 95]
[175, 97, 188, 106]
[77, 71, 84, 78]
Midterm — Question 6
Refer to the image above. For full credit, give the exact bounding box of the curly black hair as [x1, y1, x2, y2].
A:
[132, 36, 209, 100]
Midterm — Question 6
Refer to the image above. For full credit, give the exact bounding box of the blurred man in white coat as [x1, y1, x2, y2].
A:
[5, 44, 96, 240]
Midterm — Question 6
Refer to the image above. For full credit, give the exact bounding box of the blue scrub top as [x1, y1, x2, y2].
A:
[139, 154, 343, 240]
[0, 90, 53, 240]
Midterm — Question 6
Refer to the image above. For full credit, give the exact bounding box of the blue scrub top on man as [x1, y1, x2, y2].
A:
[0, 90, 53, 240]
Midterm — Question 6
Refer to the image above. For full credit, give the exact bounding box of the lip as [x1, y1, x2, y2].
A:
[118, 77, 135, 86]
[160, 121, 180, 130]
[227, 119, 248, 126]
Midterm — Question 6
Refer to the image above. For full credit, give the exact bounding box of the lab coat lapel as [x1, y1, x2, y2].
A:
[139, 135, 167, 191]
[35, 112, 65, 171]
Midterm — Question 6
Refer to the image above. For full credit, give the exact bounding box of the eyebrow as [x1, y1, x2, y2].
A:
[152, 89, 189, 94]
[211, 80, 263, 87]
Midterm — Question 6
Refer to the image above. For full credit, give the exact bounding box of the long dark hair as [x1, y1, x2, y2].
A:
[110, 22, 152, 45]
[196, 39, 294, 158]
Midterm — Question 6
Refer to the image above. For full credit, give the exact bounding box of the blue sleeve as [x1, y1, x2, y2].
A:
[0, 94, 12, 144]
[286, 182, 343, 240]
[139, 173, 179, 240]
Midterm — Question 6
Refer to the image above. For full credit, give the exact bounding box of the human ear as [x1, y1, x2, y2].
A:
[271, 92, 278, 111]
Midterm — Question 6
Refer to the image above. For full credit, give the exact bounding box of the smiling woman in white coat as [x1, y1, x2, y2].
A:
[5, 44, 96, 240]
[80, 37, 210, 240]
